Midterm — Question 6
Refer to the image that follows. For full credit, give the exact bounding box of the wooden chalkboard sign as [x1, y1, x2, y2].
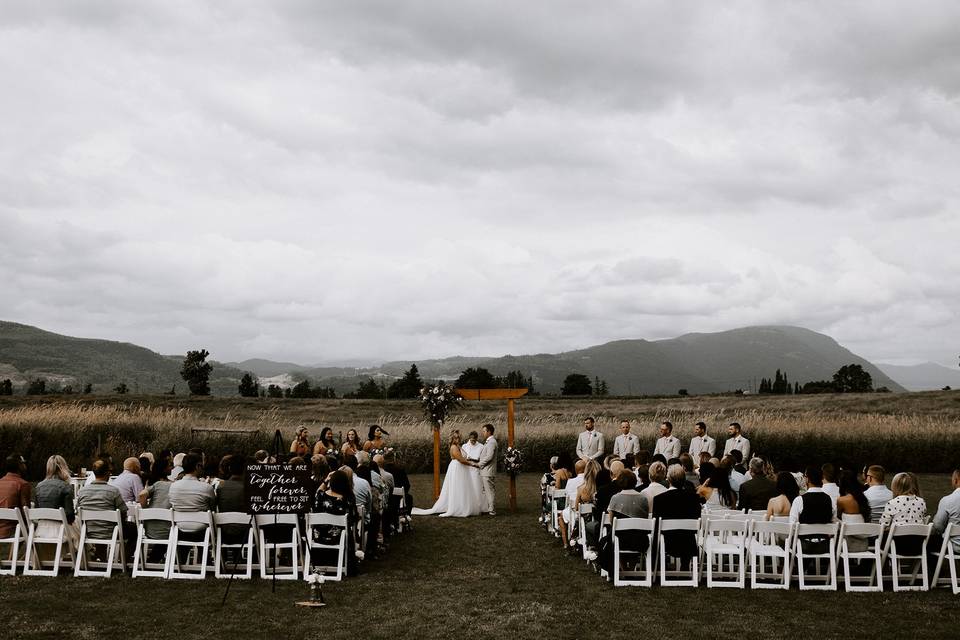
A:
[245, 463, 313, 514]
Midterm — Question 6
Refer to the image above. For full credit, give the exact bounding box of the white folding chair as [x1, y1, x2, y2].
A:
[356, 506, 367, 556]
[132, 508, 174, 578]
[931, 523, 960, 594]
[303, 513, 348, 581]
[213, 512, 255, 579]
[837, 522, 884, 592]
[0, 507, 27, 575]
[704, 519, 747, 588]
[169, 511, 214, 579]
[75, 509, 126, 577]
[794, 523, 839, 590]
[23, 507, 75, 577]
[577, 503, 594, 560]
[884, 522, 932, 592]
[612, 517, 656, 587]
[549, 488, 566, 537]
[255, 514, 300, 580]
[657, 519, 700, 587]
[392, 487, 411, 533]
[749, 520, 794, 589]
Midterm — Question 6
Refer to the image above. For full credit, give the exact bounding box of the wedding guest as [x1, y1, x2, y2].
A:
[722, 422, 750, 460]
[836, 470, 871, 552]
[635, 464, 650, 492]
[362, 425, 389, 455]
[373, 454, 395, 537]
[168, 454, 216, 543]
[653, 421, 681, 460]
[216, 455, 250, 545]
[169, 452, 186, 481]
[698, 465, 736, 508]
[138, 453, 153, 484]
[575, 460, 600, 508]
[641, 461, 668, 509]
[612, 420, 640, 458]
[346, 459, 373, 527]
[34, 455, 80, 557]
[139, 455, 173, 545]
[730, 450, 747, 475]
[382, 451, 411, 511]
[341, 429, 362, 459]
[313, 427, 338, 457]
[863, 465, 893, 524]
[879, 472, 927, 527]
[789, 466, 835, 524]
[737, 457, 778, 511]
[653, 464, 702, 565]
[290, 426, 311, 457]
[766, 472, 800, 519]
[679, 453, 699, 488]
[931, 468, 960, 556]
[84, 452, 113, 485]
[688, 421, 716, 463]
[724, 455, 746, 494]
[559, 459, 587, 549]
[311, 469, 359, 577]
[698, 452, 712, 469]
[821, 463, 840, 502]
[254, 450, 269, 463]
[110, 457, 144, 504]
[576, 417, 605, 463]
[600, 470, 650, 570]
[0, 453, 31, 538]
[77, 459, 128, 541]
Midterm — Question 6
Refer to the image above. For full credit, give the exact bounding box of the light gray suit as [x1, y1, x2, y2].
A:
[478, 436, 498, 514]
[576, 430, 605, 462]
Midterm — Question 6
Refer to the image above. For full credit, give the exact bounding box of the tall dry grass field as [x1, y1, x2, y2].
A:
[1, 391, 959, 475]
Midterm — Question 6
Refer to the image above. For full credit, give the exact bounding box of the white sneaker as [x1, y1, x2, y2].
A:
[585, 550, 598, 561]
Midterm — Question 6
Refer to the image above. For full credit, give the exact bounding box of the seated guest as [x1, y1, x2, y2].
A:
[836, 469, 871, 552]
[597, 470, 649, 571]
[373, 454, 395, 536]
[723, 455, 745, 493]
[559, 459, 587, 549]
[112, 457, 144, 504]
[168, 454, 216, 543]
[698, 465, 736, 508]
[312, 469, 359, 576]
[201, 455, 222, 487]
[253, 450, 269, 463]
[766, 472, 800, 519]
[138, 453, 153, 485]
[34, 455, 80, 556]
[738, 457, 778, 511]
[169, 452, 186, 481]
[0, 453, 31, 539]
[729, 449, 747, 475]
[931, 468, 960, 557]
[77, 459, 130, 549]
[640, 461, 668, 508]
[575, 460, 600, 508]
[697, 452, 712, 470]
[383, 450, 411, 511]
[214, 455, 249, 547]
[653, 464, 702, 565]
[635, 464, 650, 492]
[346, 459, 373, 527]
[679, 453, 699, 488]
[84, 452, 113, 485]
[138, 455, 174, 553]
[821, 463, 840, 502]
[863, 465, 893, 524]
[879, 472, 927, 527]
[789, 466, 835, 554]
[540, 456, 560, 524]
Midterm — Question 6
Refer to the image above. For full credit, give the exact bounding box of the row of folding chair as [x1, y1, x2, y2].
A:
[0, 507, 352, 582]
[604, 516, 960, 593]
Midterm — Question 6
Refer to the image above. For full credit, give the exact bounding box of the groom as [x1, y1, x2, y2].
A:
[477, 423, 498, 516]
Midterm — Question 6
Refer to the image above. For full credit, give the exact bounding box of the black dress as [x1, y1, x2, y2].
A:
[311, 491, 358, 576]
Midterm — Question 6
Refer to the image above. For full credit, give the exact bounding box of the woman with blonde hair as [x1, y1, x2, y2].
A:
[879, 472, 927, 527]
[575, 460, 600, 508]
[411, 429, 484, 517]
[33, 455, 80, 557]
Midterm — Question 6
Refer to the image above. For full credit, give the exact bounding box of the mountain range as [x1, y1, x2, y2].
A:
[1, 320, 914, 395]
[877, 362, 960, 392]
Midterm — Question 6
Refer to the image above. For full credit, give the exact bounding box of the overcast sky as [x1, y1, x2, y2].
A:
[1, 1, 958, 367]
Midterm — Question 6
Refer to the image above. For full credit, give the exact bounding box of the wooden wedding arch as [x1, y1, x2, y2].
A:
[430, 387, 528, 512]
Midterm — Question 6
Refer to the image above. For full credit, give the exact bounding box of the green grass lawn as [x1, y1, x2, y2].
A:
[2, 474, 959, 639]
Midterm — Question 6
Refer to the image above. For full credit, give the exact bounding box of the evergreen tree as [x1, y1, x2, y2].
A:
[266, 384, 284, 398]
[502, 370, 534, 392]
[387, 364, 424, 399]
[348, 378, 386, 399]
[83, 383, 93, 394]
[455, 367, 498, 389]
[26, 379, 46, 395]
[238, 372, 259, 397]
[0, 379, 12, 396]
[180, 349, 213, 396]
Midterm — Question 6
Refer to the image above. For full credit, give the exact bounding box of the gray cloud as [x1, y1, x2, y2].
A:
[0, 1, 958, 368]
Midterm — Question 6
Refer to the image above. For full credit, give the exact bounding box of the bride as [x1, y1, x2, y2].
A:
[412, 429, 484, 518]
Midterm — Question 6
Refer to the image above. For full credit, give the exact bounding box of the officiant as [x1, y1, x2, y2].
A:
[462, 431, 483, 462]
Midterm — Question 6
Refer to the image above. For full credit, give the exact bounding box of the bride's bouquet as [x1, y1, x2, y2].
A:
[419, 383, 463, 428]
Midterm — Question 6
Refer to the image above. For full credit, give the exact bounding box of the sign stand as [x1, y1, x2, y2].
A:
[454, 388, 528, 512]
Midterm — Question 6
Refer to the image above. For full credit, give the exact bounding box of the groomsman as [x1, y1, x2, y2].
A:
[722, 422, 751, 460]
[653, 421, 681, 460]
[612, 420, 640, 458]
[687, 421, 716, 464]
[576, 417, 605, 463]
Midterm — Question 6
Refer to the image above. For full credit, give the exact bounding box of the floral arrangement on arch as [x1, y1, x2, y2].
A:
[503, 446, 524, 475]
[419, 383, 463, 428]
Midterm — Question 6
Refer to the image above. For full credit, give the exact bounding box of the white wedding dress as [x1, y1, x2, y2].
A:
[412, 447, 484, 518]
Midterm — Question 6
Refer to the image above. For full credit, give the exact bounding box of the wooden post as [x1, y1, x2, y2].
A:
[507, 398, 517, 512]
[433, 425, 441, 500]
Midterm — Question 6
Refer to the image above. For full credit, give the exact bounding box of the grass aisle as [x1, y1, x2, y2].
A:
[2, 474, 960, 639]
